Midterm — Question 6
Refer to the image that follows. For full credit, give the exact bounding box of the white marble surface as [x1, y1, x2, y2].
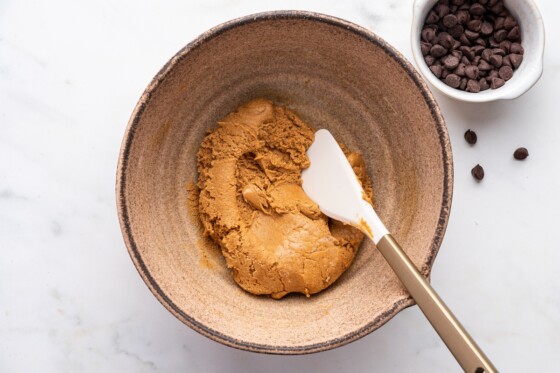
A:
[1, 0, 559, 371]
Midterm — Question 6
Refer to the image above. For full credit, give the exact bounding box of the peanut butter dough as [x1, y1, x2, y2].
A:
[197, 99, 373, 299]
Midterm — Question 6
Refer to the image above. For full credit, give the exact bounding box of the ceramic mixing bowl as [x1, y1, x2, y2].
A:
[117, 11, 453, 354]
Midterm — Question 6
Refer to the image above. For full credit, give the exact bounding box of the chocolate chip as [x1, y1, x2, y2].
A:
[479, 78, 490, 90]
[480, 22, 494, 35]
[478, 59, 492, 71]
[499, 40, 512, 52]
[498, 65, 513, 80]
[474, 38, 486, 47]
[443, 14, 458, 28]
[470, 3, 485, 16]
[438, 32, 455, 49]
[465, 65, 479, 79]
[490, 54, 503, 67]
[509, 53, 523, 68]
[467, 19, 481, 32]
[459, 77, 468, 90]
[442, 69, 450, 78]
[487, 69, 498, 80]
[460, 33, 471, 46]
[426, 10, 439, 24]
[472, 45, 485, 55]
[464, 129, 477, 144]
[430, 64, 443, 78]
[494, 29, 507, 42]
[491, 77, 505, 89]
[451, 49, 463, 59]
[424, 55, 436, 66]
[510, 43, 524, 54]
[437, 3, 451, 18]
[449, 24, 465, 38]
[452, 40, 461, 50]
[430, 44, 448, 58]
[481, 48, 493, 61]
[466, 79, 481, 93]
[452, 0, 465, 5]
[488, 36, 500, 47]
[504, 15, 517, 30]
[422, 27, 437, 42]
[454, 63, 466, 76]
[502, 54, 511, 67]
[471, 164, 485, 181]
[492, 48, 506, 56]
[507, 26, 520, 41]
[513, 147, 529, 160]
[465, 29, 479, 40]
[494, 17, 505, 30]
[421, 42, 432, 56]
[490, 1, 504, 14]
[445, 73, 461, 88]
[461, 56, 470, 65]
[457, 9, 470, 24]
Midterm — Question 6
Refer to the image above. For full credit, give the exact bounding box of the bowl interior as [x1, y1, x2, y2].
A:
[118, 12, 452, 353]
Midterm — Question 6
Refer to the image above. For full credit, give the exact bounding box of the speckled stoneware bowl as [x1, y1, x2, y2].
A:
[117, 11, 453, 354]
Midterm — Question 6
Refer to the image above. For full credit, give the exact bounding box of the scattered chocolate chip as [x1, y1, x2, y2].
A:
[498, 65, 513, 80]
[491, 77, 505, 89]
[445, 73, 461, 88]
[513, 147, 529, 160]
[464, 129, 477, 144]
[471, 164, 485, 181]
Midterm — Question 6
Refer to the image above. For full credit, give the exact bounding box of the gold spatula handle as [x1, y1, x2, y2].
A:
[377, 234, 497, 373]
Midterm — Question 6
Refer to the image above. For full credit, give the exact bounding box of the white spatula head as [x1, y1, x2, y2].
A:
[302, 129, 388, 243]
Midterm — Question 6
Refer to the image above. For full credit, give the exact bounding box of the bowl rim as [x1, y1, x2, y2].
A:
[116, 10, 454, 355]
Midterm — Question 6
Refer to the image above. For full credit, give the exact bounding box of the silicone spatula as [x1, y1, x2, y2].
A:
[302, 129, 496, 373]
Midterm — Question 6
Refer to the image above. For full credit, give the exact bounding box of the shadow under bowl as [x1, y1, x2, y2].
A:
[117, 11, 453, 354]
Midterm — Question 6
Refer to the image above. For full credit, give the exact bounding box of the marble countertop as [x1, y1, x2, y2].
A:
[1, 0, 559, 371]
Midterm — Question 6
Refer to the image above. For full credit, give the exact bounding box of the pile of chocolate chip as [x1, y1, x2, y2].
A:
[421, 0, 523, 92]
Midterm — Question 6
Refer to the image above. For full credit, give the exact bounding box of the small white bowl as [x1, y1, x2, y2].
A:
[411, 0, 544, 102]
